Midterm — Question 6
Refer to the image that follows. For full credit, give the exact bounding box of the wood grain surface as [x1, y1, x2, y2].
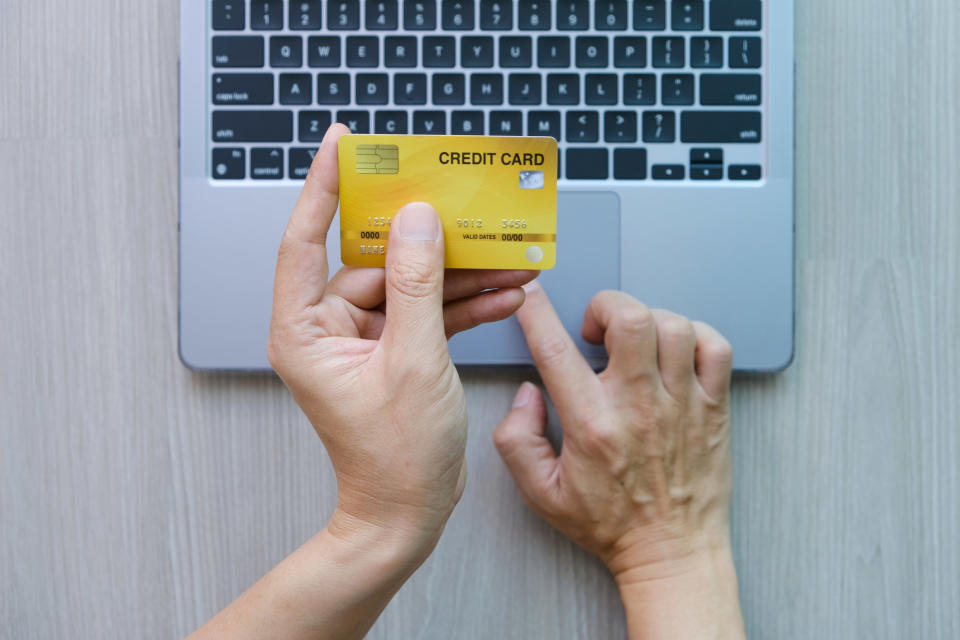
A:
[1, 1, 958, 638]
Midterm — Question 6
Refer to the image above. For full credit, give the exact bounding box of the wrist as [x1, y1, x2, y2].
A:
[613, 543, 745, 640]
[326, 506, 445, 572]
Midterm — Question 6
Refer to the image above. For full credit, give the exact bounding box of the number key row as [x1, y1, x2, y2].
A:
[213, 2, 762, 33]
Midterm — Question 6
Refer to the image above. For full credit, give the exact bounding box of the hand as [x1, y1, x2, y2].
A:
[493, 282, 744, 639]
[269, 123, 536, 555]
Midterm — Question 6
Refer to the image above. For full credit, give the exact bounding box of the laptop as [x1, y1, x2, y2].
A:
[180, 0, 794, 371]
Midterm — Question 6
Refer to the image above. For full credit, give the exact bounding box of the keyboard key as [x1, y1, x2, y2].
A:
[528, 110, 561, 140]
[614, 148, 646, 179]
[291, 1, 322, 29]
[604, 111, 637, 142]
[681, 111, 761, 143]
[557, 1, 589, 30]
[585, 74, 617, 105]
[212, 73, 273, 105]
[508, 74, 541, 105]
[470, 73, 503, 104]
[356, 73, 389, 104]
[652, 164, 684, 179]
[518, 1, 550, 30]
[289, 147, 318, 179]
[490, 110, 523, 135]
[367, 0, 399, 29]
[623, 73, 656, 105]
[395, 73, 428, 104]
[346, 36, 379, 66]
[691, 36, 723, 67]
[299, 111, 333, 141]
[375, 110, 409, 133]
[730, 37, 762, 68]
[576, 37, 608, 67]
[671, 1, 704, 31]
[251, 0, 283, 29]
[595, 1, 628, 30]
[423, 36, 456, 66]
[690, 148, 722, 163]
[212, 36, 264, 68]
[652, 36, 684, 67]
[710, 0, 762, 31]
[336, 110, 370, 132]
[251, 148, 284, 179]
[279, 73, 311, 104]
[700, 74, 761, 105]
[538, 37, 571, 67]
[480, 0, 512, 30]
[729, 164, 762, 180]
[547, 74, 580, 104]
[433, 73, 466, 104]
[662, 74, 694, 105]
[212, 110, 293, 142]
[566, 111, 599, 142]
[385, 36, 417, 66]
[317, 73, 351, 104]
[642, 110, 675, 142]
[633, 1, 666, 30]
[442, 0, 475, 29]
[452, 110, 484, 134]
[404, 0, 437, 29]
[270, 37, 303, 67]
[462, 36, 495, 67]
[328, 1, 361, 29]
[212, 0, 244, 30]
[212, 148, 245, 179]
[614, 37, 646, 67]
[413, 110, 446, 134]
[308, 36, 342, 67]
[566, 148, 608, 179]
[691, 164, 722, 180]
[500, 37, 533, 67]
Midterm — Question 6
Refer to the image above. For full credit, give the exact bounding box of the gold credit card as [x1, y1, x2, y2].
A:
[338, 134, 558, 270]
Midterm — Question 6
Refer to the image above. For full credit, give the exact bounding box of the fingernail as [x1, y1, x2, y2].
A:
[512, 382, 536, 408]
[396, 203, 440, 241]
[522, 279, 542, 294]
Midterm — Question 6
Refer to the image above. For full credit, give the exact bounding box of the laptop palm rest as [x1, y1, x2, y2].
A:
[449, 191, 621, 368]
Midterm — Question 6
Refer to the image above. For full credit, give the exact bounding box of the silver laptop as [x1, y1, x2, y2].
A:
[180, 0, 794, 371]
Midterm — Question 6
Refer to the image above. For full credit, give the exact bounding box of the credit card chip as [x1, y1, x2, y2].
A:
[356, 144, 399, 174]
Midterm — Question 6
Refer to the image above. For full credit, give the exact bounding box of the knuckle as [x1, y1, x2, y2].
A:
[534, 334, 571, 368]
[388, 258, 439, 299]
[704, 336, 734, 365]
[612, 304, 654, 334]
[657, 314, 695, 341]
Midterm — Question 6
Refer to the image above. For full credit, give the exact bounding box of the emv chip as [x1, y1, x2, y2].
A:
[356, 144, 399, 174]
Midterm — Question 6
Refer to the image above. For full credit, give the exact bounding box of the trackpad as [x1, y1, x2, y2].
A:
[449, 192, 621, 368]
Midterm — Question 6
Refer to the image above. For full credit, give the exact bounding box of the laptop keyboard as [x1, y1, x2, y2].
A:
[209, 1, 765, 182]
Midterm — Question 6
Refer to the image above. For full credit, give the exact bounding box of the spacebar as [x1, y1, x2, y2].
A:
[212, 110, 293, 142]
[681, 111, 762, 143]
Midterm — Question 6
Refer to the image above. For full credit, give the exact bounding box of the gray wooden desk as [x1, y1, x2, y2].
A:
[2, 1, 958, 638]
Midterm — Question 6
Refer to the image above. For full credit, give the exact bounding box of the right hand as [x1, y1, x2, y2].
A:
[493, 281, 736, 582]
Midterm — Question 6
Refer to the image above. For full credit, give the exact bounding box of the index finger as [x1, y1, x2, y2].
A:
[516, 280, 600, 420]
[273, 123, 350, 313]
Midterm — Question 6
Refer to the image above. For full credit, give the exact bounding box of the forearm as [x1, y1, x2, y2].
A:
[189, 511, 434, 640]
[616, 546, 745, 640]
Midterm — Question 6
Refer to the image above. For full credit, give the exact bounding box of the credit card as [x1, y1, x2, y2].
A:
[338, 134, 558, 270]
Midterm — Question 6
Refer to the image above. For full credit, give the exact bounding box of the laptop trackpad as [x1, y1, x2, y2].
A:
[450, 191, 621, 368]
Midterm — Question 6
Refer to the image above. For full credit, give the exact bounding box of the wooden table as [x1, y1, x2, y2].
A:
[1, 1, 957, 637]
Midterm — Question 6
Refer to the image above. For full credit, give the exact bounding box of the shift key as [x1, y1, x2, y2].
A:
[681, 111, 761, 143]
[213, 110, 293, 142]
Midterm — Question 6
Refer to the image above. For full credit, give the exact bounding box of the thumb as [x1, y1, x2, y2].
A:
[382, 202, 446, 354]
[493, 383, 560, 511]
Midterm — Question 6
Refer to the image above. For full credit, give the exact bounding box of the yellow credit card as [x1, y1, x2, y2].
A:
[338, 134, 557, 270]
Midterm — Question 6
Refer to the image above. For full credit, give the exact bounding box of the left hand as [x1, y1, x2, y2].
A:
[269, 123, 538, 553]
